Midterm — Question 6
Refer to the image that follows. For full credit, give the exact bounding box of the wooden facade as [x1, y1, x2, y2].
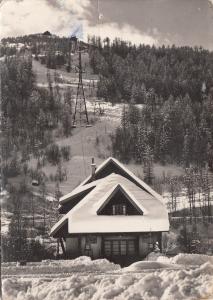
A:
[52, 222, 163, 265]
[65, 232, 162, 265]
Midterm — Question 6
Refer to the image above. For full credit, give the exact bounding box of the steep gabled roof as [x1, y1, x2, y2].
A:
[79, 157, 164, 203]
[50, 173, 169, 236]
[58, 157, 164, 211]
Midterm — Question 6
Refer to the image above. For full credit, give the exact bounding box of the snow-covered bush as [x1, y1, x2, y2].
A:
[170, 253, 213, 266]
[162, 231, 179, 254]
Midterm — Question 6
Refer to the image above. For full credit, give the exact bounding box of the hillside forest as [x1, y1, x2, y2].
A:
[1, 34, 213, 260]
[88, 37, 213, 170]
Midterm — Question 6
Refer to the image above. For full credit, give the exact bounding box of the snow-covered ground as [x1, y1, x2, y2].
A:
[5, 42, 25, 50]
[86, 101, 144, 123]
[163, 188, 213, 212]
[2, 254, 213, 300]
[1, 211, 13, 235]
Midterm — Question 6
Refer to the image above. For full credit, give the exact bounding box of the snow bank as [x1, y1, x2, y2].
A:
[145, 251, 164, 261]
[148, 252, 213, 266]
[169, 253, 213, 266]
[122, 260, 180, 272]
[3, 262, 213, 300]
[41, 256, 120, 272]
[2, 256, 120, 276]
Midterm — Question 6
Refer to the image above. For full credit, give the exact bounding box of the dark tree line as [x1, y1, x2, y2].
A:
[88, 37, 213, 104]
[112, 93, 213, 169]
[1, 55, 73, 178]
[1, 34, 83, 71]
[2, 179, 48, 261]
[87, 37, 213, 168]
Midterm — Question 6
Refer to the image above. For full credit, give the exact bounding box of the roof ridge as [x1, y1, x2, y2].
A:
[72, 156, 165, 205]
[104, 157, 165, 204]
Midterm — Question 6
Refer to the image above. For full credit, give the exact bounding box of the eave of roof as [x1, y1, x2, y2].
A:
[59, 179, 101, 204]
[50, 216, 68, 236]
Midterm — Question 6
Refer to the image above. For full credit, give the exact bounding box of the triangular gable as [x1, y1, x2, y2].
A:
[97, 184, 147, 216]
[79, 157, 164, 204]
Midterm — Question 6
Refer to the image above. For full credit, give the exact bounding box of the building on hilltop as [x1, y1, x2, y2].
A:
[43, 31, 51, 36]
[50, 157, 169, 265]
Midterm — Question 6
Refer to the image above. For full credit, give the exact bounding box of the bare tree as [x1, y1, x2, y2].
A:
[40, 181, 47, 235]
[31, 193, 35, 228]
[167, 176, 180, 212]
[54, 181, 61, 257]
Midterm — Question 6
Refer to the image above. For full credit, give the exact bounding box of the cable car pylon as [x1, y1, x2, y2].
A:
[72, 41, 92, 128]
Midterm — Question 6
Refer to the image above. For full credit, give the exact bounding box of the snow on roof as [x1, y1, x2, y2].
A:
[59, 179, 102, 204]
[79, 157, 165, 204]
[50, 173, 169, 235]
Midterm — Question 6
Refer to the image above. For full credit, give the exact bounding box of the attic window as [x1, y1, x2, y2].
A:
[112, 204, 126, 215]
[97, 185, 143, 216]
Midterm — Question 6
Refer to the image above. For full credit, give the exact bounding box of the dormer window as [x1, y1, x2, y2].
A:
[97, 184, 143, 216]
[112, 204, 126, 215]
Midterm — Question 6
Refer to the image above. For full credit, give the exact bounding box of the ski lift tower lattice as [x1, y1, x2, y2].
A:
[72, 41, 91, 128]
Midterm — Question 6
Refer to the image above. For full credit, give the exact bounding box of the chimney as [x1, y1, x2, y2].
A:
[91, 157, 96, 179]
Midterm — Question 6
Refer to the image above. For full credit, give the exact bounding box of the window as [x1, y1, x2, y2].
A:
[112, 204, 126, 215]
[104, 239, 136, 256]
[104, 241, 111, 255]
[86, 235, 97, 244]
[112, 241, 119, 255]
[97, 187, 143, 216]
[127, 240, 135, 255]
[120, 240, 127, 255]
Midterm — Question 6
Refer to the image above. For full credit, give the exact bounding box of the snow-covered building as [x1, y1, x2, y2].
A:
[50, 157, 169, 264]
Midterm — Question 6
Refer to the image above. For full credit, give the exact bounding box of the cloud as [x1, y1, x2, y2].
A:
[0, 0, 90, 38]
[0, 0, 158, 46]
[85, 22, 158, 46]
[45, 0, 90, 15]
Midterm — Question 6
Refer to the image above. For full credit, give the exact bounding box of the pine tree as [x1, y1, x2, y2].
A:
[135, 125, 146, 163]
[143, 145, 154, 185]
[3, 185, 28, 261]
[40, 180, 47, 235]
[183, 131, 191, 167]
[62, 110, 72, 137]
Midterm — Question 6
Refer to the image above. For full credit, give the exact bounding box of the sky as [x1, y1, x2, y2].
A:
[0, 0, 213, 50]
